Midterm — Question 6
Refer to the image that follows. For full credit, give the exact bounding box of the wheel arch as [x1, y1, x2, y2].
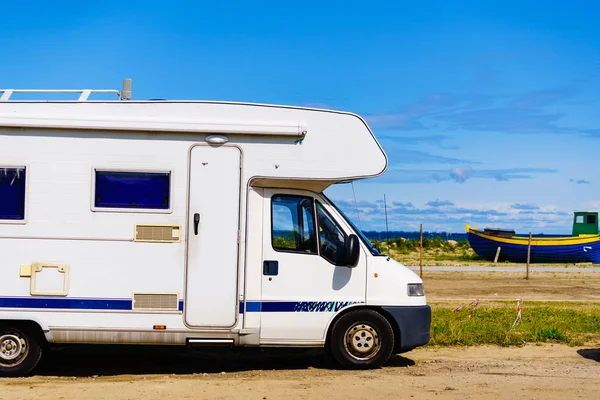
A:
[0, 319, 48, 343]
[324, 305, 400, 350]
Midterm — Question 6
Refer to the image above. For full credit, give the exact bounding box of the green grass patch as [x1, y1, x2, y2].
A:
[383, 237, 486, 263]
[431, 250, 482, 262]
[429, 304, 600, 347]
[385, 237, 472, 254]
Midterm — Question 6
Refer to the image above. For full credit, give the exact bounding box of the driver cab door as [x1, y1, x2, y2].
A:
[259, 188, 367, 343]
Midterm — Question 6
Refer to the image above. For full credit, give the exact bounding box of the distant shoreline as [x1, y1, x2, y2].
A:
[361, 231, 572, 241]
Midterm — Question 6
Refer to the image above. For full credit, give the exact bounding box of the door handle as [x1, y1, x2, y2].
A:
[263, 260, 279, 276]
[193, 213, 200, 235]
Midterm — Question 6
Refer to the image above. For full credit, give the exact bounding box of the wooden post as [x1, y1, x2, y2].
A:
[526, 232, 532, 279]
[384, 194, 389, 255]
[419, 224, 423, 278]
[494, 246, 501, 263]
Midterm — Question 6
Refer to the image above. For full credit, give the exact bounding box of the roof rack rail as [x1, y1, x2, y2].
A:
[0, 78, 132, 102]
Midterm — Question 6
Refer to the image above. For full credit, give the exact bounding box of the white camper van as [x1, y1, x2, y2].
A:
[0, 81, 430, 376]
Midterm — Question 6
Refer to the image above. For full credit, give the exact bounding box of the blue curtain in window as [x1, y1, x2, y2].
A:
[0, 167, 26, 220]
[95, 171, 170, 209]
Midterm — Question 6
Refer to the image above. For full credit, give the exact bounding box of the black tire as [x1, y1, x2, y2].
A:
[327, 309, 394, 369]
[0, 323, 44, 377]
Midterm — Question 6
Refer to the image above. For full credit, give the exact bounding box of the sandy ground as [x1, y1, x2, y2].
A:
[421, 271, 600, 302]
[1, 344, 598, 400]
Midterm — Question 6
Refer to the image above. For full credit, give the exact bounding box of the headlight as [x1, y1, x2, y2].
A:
[407, 283, 425, 296]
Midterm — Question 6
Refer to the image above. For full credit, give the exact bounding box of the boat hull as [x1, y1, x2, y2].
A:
[467, 230, 600, 264]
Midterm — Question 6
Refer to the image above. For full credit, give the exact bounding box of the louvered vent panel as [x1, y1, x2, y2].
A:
[134, 225, 181, 242]
[133, 293, 179, 310]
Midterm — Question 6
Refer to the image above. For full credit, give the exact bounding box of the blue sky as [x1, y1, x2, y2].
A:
[1, 1, 599, 233]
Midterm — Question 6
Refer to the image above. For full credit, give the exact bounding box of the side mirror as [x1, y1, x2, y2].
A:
[343, 234, 360, 267]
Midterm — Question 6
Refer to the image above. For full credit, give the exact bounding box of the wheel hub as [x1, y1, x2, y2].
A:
[344, 324, 380, 360]
[0, 334, 26, 362]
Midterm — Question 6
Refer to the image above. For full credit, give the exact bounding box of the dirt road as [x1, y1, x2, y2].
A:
[421, 270, 600, 302]
[1, 344, 598, 399]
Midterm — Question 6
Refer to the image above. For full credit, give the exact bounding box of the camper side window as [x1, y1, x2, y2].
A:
[93, 170, 171, 211]
[0, 167, 27, 221]
[271, 195, 318, 254]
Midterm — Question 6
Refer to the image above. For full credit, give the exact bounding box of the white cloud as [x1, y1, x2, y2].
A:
[449, 166, 473, 183]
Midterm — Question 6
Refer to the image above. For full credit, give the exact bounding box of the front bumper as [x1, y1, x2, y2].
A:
[382, 305, 431, 352]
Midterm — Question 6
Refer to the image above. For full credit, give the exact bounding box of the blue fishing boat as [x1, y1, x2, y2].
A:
[466, 212, 600, 264]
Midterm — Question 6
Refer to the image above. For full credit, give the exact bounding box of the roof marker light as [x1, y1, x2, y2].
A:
[206, 135, 229, 145]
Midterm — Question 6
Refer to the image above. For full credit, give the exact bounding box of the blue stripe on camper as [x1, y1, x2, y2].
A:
[239, 301, 359, 313]
[240, 301, 261, 313]
[0, 297, 358, 313]
[0, 296, 133, 310]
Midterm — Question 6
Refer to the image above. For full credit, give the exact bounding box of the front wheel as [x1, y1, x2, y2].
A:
[0, 324, 43, 377]
[327, 309, 394, 369]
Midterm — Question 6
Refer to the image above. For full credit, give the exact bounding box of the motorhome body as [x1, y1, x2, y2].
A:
[0, 85, 430, 375]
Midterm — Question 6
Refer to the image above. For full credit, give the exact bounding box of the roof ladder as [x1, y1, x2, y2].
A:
[0, 78, 132, 102]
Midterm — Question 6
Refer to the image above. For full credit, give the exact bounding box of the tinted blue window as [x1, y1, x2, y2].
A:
[95, 170, 170, 210]
[0, 167, 26, 220]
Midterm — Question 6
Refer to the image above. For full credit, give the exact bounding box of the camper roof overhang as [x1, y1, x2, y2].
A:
[0, 113, 308, 138]
[0, 101, 388, 190]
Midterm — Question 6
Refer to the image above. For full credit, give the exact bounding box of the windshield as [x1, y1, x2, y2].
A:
[322, 194, 382, 256]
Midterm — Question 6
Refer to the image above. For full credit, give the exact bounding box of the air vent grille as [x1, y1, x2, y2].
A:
[133, 293, 179, 310]
[134, 224, 181, 243]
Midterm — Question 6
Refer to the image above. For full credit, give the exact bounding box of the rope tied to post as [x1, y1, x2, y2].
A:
[453, 298, 480, 318]
[511, 298, 523, 329]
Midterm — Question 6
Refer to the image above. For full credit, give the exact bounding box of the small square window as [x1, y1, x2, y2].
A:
[0, 167, 26, 221]
[576, 216, 584, 224]
[94, 170, 171, 211]
[587, 215, 597, 224]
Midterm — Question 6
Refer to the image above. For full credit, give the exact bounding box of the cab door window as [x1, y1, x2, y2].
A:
[316, 201, 347, 264]
[271, 195, 317, 254]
